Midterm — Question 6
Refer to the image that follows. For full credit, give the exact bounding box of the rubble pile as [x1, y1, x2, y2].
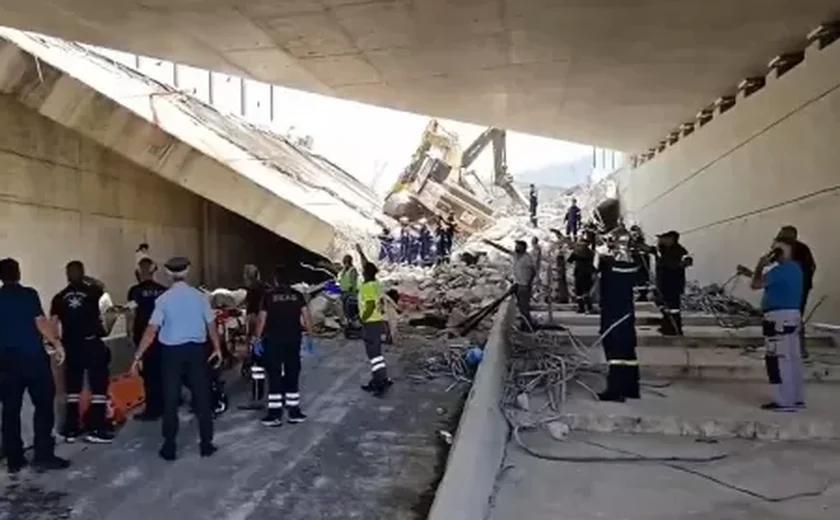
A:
[379, 261, 511, 324]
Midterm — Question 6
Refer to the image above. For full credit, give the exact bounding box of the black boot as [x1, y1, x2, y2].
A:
[623, 365, 641, 399]
[673, 312, 684, 336]
[597, 367, 625, 402]
[576, 299, 586, 314]
[659, 313, 678, 336]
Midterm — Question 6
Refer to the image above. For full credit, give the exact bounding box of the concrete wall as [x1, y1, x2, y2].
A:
[617, 39, 840, 322]
[0, 94, 281, 301]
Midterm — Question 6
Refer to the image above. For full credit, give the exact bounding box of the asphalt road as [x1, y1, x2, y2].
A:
[0, 335, 464, 520]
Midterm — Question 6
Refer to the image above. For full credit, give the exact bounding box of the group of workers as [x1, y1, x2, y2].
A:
[513, 203, 817, 412]
[378, 214, 456, 265]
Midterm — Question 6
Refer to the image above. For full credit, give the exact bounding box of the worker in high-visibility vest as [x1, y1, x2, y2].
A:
[355, 244, 393, 397]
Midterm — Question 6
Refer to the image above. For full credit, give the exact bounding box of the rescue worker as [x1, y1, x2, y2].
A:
[51, 261, 113, 444]
[398, 217, 411, 264]
[531, 237, 543, 294]
[438, 213, 456, 263]
[127, 258, 167, 421]
[738, 237, 804, 411]
[513, 240, 537, 329]
[131, 257, 222, 461]
[564, 198, 582, 240]
[776, 225, 816, 359]
[253, 265, 313, 426]
[0, 258, 70, 473]
[568, 240, 596, 314]
[355, 244, 393, 397]
[418, 218, 433, 265]
[377, 227, 395, 263]
[549, 231, 570, 304]
[597, 237, 640, 402]
[629, 225, 653, 301]
[240, 264, 268, 410]
[528, 184, 538, 227]
[337, 254, 359, 325]
[654, 230, 693, 336]
[134, 242, 157, 283]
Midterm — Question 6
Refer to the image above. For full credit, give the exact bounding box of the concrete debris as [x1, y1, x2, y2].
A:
[546, 421, 570, 441]
[516, 393, 531, 411]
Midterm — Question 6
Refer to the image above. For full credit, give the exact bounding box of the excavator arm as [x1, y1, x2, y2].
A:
[460, 128, 528, 208]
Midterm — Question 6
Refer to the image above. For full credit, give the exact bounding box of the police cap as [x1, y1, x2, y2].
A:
[164, 256, 191, 275]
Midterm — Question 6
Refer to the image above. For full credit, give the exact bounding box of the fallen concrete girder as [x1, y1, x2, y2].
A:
[0, 28, 384, 258]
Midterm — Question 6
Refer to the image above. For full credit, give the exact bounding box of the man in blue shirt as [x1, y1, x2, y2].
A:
[131, 256, 222, 461]
[738, 236, 804, 411]
[0, 258, 70, 473]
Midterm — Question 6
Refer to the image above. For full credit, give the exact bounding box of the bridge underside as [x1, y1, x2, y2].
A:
[0, 1, 838, 150]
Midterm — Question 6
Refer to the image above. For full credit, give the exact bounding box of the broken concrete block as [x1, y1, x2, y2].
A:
[546, 421, 570, 441]
[516, 393, 530, 411]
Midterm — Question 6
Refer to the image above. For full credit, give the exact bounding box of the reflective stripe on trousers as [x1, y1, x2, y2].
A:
[763, 309, 804, 408]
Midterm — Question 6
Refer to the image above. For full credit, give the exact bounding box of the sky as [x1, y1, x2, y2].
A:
[98, 48, 597, 194]
[270, 87, 594, 193]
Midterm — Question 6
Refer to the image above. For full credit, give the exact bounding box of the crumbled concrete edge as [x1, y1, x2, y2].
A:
[427, 299, 514, 520]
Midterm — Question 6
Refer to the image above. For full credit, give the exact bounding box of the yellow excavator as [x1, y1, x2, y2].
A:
[382, 119, 528, 234]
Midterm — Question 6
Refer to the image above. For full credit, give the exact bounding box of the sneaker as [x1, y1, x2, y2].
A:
[287, 408, 307, 424]
[260, 414, 283, 427]
[7, 458, 27, 475]
[31, 455, 70, 472]
[199, 443, 218, 458]
[760, 402, 797, 412]
[61, 427, 83, 443]
[159, 442, 177, 461]
[85, 430, 115, 444]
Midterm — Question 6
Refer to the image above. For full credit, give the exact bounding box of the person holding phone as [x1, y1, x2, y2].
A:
[737, 237, 804, 411]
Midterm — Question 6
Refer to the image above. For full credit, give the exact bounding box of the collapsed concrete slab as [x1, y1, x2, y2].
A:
[0, 28, 384, 259]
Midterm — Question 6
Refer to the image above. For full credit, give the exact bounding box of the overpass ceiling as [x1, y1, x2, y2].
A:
[0, 0, 838, 151]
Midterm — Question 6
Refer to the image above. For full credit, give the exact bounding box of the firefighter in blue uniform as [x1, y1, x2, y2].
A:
[127, 258, 167, 421]
[597, 236, 641, 402]
[253, 265, 313, 426]
[654, 230, 693, 336]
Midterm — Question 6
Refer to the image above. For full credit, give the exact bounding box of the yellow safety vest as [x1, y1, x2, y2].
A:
[358, 280, 384, 323]
[338, 267, 358, 294]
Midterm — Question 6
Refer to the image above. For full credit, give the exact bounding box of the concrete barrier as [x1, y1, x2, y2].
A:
[427, 299, 513, 520]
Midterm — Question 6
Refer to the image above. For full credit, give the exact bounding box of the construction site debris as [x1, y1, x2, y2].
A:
[682, 281, 761, 327]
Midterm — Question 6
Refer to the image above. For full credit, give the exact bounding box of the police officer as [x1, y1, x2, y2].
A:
[355, 245, 393, 397]
[564, 198, 581, 240]
[0, 258, 70, 473]
[131, 257, 222, 461]
[597, 238, 641, 402]
[654, 231, 693, 336]
[253, 265, 313, 426]
[127, 257, 167, 421]
[241, 264, 268, 410]
[398, 217, 412, 264]
[51, 260, 114, 444]
[567, 240, 596, 314]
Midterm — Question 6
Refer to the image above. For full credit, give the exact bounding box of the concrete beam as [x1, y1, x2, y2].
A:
[0, 29, 383, 259]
